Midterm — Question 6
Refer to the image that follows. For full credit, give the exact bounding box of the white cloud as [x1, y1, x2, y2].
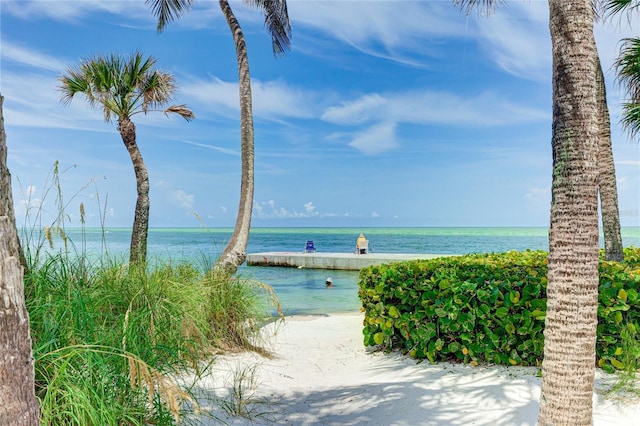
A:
[469, 1, 640, 87]
[287, 1, 466, 66]
[323, 89, 548, 155]
[180, 76, 319, 121]
[472, 2, 550, 82]
[174, 139, 238, 156]
[254, 199, 348, 219]
[304, 202, 316, 214]
[323, 90, 548, 128]
[172, 189, 194, 210]
[1, 40, 67, 72]
[322, 94, 386, 125]
[348, 122, 398, 155]
[156, 181, 195, 210]
[1, 0, 155, 25]
[14, 185, 41, 221]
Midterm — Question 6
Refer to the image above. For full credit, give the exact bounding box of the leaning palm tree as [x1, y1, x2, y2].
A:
[595, 54, 624, 262]
[455, 1, 602, 424]
[147, 0, 291, 275]
[59, 52, 194, 266]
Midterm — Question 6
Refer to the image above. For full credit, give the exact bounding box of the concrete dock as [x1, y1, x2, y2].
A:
[246, 252, 450, 271]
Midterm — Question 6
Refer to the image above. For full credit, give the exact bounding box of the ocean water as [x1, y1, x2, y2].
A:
[37, 227, 640, 316]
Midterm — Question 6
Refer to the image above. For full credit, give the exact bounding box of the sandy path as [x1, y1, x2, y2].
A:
[186, 313, 640, 425]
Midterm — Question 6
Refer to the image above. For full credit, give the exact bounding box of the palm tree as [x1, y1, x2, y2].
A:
[147, 0, 291, 274]
[455, 0, 601, 424]
[59, 52, 194, 266]
[0, 94, 40, 423]
[454, 0, 625, 262]
[539, 3, 601, 423]
[0, 96, 27, 270]
[596, 55, 624, 262]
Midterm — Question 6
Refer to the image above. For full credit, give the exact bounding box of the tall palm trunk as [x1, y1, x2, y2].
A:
[596, 56, 624, 261]
[0, 97, 26, 270]
[118, 116, 150, 266]
[216, 0, 255, 274]
[0, 95, 40, 424]
[538, 1, 601, 424]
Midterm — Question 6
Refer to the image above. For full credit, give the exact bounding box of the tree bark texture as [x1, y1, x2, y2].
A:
[0, 95, 40, 425]
[0, 96, 26, 269]
[216, 0, 255, 274]
[539, 1, 601, 425]
[118, 116, 149, 266]
[595, 56, 624, 262]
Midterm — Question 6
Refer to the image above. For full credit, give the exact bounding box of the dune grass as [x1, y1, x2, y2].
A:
[24, 241, 279, 425]
[15, 162, 281, 424]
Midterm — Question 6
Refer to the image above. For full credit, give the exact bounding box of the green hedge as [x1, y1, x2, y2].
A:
[358, 247, 640, 372]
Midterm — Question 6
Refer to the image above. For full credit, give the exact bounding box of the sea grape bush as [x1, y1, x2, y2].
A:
[358, 247, 640, 372]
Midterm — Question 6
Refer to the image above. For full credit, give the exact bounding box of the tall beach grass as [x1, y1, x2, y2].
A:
[20, 162, 281, 424]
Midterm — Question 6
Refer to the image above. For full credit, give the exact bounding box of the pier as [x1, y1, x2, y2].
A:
[245, 252, 451, 271]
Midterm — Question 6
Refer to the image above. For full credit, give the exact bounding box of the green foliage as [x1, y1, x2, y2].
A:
[20, 161, 281, 424]
[359, 247, 640, 371]
[26, 249, 277, 424]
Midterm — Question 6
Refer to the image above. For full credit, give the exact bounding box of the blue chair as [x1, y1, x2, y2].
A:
[304, 240, 316, 253]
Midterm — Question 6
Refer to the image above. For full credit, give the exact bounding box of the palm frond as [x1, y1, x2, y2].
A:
[164, 104, 195, 121]
[59, 52, 190, 125]
[615, 37, 640, 100]
[146, 0, 194, 32]
[620, 101, 640, 139]
[244, 0, 292, 56]
[600, 0, 640, 20]
[452, 0, 504, 16]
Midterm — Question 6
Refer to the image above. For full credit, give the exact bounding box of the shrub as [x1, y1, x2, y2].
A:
[359, 247, 640, 372]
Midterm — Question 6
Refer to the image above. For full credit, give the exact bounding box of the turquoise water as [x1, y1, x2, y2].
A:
[34, 227, 640, 316]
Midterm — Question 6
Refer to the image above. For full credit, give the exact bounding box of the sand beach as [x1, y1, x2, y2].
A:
[190, 313, 640, 425]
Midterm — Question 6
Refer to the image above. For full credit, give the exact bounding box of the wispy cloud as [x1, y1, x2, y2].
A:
[287, 1, 466, 67]
[470, 2, 550, 82]
[156, 181, 195, 210]
[321, 88, 548, 154]
[173, 139, 238, 156]
[1, 0, 150, 24]
[323, 90, 547, 128]
[180, 76, 321, 121]
[348, 122, 398, 155]
[1, 40, 67, 71]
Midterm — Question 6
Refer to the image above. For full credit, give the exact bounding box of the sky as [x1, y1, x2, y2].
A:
[1, 0, 639, 229]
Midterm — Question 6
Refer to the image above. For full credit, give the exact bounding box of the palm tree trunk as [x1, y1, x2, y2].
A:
[118, 116, 149, 266]
[0, 96, 27, 270]
[0, 95, 40, 424]
[596, 56, 624, 262]
[216, 0, 255, 274]
[538, 1, 601, 424]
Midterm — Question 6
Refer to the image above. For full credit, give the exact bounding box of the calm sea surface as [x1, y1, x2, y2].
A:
[39, 227, 640, 316]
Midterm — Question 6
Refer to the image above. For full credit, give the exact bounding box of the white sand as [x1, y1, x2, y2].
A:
[188, 313, 640, 425]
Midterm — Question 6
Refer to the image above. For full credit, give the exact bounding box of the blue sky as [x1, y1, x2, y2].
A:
[1, 1, 639, 229]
